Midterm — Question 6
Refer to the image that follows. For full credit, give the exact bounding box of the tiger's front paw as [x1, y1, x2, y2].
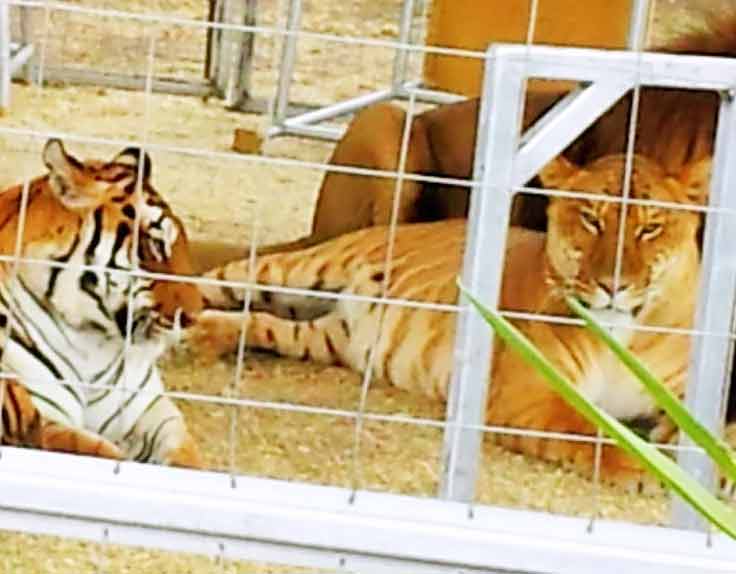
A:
[163, 434, 204, 469]
[184, 309, 249, 364]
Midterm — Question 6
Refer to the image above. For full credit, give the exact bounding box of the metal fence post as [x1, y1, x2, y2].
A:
[0, 0, 10, 110]
[271, 0, 301, 126]
[438, 46, 633, 503]
[627, 0, 652, 51]
[207, 0, 256, 109]
[438, 46, 525, 502]
[671, 89, 736, 532]
[390, 0, 416, 92]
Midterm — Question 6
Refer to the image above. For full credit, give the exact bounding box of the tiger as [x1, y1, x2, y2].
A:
[0, 138, 203, 468]
[187, 153, 708, 488]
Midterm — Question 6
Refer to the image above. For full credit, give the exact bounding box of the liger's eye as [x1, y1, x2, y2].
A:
[579, 209, 602, 235]
[638, 222, 663, 240]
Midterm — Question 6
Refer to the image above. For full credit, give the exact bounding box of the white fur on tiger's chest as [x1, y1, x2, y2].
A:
[576, 309, 657, 420]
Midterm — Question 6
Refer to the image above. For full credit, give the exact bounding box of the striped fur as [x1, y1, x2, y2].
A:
[0, 139, 202, 467]
[191, 154, 707, 488]
[1, 380, 122, 458]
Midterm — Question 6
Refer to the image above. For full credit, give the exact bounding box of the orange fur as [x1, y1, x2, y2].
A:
[190, 153, 707, 488]
[192, 8, 736, 275]
[1, 380, 123, 459]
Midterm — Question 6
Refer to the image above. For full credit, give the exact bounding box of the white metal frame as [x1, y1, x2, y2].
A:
[441, 42, 736, 533]
[265, 0, 657, 143]
[267, 0, 463, 141]
[0, 0, 33, 110]
[2, 447, 736, 574]
[2, 41, 736, 572]
[671, 85, 736, 532]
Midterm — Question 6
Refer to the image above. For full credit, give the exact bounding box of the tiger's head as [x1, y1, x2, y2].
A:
[538, 154, 707, 327]
[7, 139, 203, 342]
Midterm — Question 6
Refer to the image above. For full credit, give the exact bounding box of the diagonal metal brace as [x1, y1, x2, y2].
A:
[514, 79, 633, 187]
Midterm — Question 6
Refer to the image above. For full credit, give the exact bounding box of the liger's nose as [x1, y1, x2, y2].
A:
[597, 277, 629, 296]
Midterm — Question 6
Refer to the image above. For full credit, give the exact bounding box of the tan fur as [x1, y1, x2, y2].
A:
[190, 94, 563, 275]
[190, 154, 706, 487]
[297, 76, 717, 247]
[311, 95, 560, 236]
[187, 9, 736, 275]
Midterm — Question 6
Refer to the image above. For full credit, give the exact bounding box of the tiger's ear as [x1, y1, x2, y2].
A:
[42, 139, 76, 178]
[677, 157, 712, 206]
[112, 146, 152, 181]
[42, 139, 102, 210]
[538, 156, 580, 189]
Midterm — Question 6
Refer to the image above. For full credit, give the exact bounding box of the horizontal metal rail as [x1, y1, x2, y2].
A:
[0, 448, 735, 574]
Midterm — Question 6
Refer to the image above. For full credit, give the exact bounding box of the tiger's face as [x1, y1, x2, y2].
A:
[540, 154, 706, 325]
[11, 139, 203, 341]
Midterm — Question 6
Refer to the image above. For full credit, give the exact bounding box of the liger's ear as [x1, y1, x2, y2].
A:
[42, 139, 102, 210]
[677, 157, 712, 206]
[537, 155, 580, 189]
[111, 146, 153, 181]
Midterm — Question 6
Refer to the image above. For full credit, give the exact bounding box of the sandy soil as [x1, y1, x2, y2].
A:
[0, 0, 722, 572]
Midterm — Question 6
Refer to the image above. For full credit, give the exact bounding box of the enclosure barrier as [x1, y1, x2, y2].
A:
[0, 449, 736, 574]
[205, 0, 256, 108]
[0, 0, 652, 140]
[1, 0, 430, 123]
[266, 0, 653, 142]
[1, 0, 736, 571]
[1, 0, 259, 103]
[1, 36, 736, 571]
[3, 448, 736, 574]
[267, 0, 464, 142]
[442, 41, 736, 536]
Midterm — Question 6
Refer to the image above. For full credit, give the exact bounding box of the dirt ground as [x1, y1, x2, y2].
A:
[0, 0, 725, 572]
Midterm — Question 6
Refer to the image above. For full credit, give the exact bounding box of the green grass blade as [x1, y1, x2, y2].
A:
[566, 296, 736, 485]
[457, 283, 736, 539]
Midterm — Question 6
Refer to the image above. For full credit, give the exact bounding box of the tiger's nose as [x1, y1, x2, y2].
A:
[180, 311, 196, 328]
[597, 277, 630, 296]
